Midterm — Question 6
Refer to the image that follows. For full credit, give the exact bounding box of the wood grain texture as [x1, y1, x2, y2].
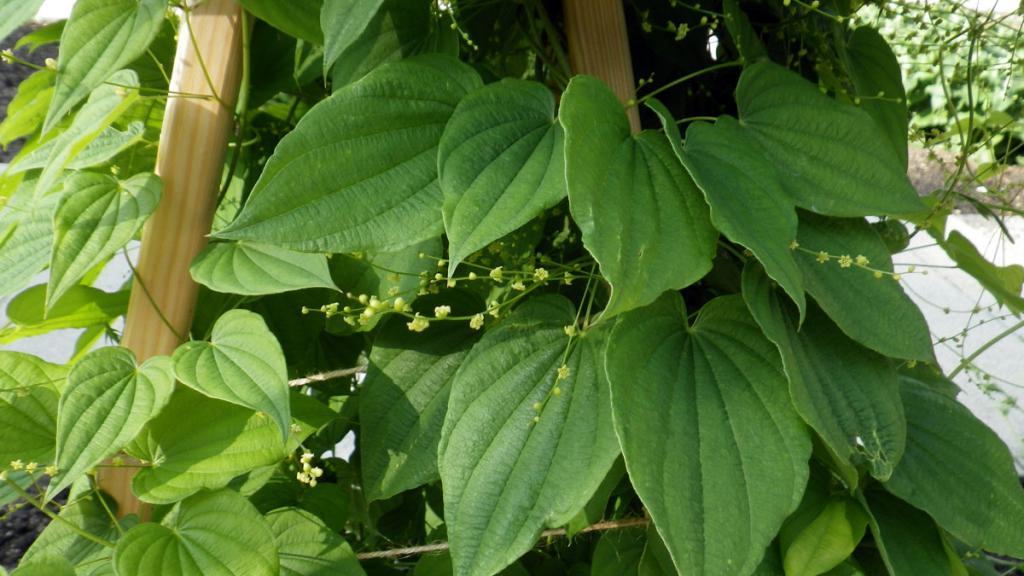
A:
[98, 0, 243, 517]
[564, 0, 640, 132]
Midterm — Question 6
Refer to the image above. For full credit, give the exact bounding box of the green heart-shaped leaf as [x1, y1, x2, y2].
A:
[48, 347, 173, 498]
[561, 76, 717, 318]
[48, 172, 162, 308]
[267, 508, 366, 576]
[113, 489, 278, 576]
[606, 293, 811, 576]
[190, 241, 336, 296]
[439, 296, 620, 576]
[438, 79, 566, 275]
[44, 0, 164, 132]
[131, 388, 286, 504]
[217, 55, 481, 253]
[0, 351, 65, 467]
[173, 309, 290, 439]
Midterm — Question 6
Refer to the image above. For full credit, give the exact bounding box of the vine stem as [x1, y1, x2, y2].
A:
[288, 367, 364, 387]
[948, 318, 1024, 379]
[636, 60, 743, 104]
[1, 477, 115, 549]
[354, 517, 649, 560]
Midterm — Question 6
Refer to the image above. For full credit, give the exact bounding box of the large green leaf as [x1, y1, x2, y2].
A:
[742, 263, 905, 484]
[44, 0, 165, 133]
[795, 212, 934, 361]
[322, 0, 386, 74]
[0, 68, 55, 146]
[238, 0, 323, 44]
[217, 55, 481, 253]
[172, 309, 291, 439]
[0, 183, 59, 299]
[606, 293, 811, 576]
[937, 230, 1024, 313]
[0, 285, 128, 344]
[681, 116, 804, 317]
[780, 497, 868, 576]
[0, 352, 64, 466]
[48, 171, 162, 308]
[360, 319, 477, 502]
[190, 241, 336, 296]
[884, 378, 1024, 556]
[15, 70, 140, 197]
[735, 61, 923, 216]
[0, 0, 46, 44]
[560, 76, 716, 318]
[439, 296, 620, 576]
[438, 79, 565, 275]
[10, 556, 75, 576]
[864, 490, 959, 576]
[846, 27, 909, 169]
[131, 388, 286, 504]
[48, 347, 174, 498]
[267, 508, 366, 576]
[113, 489, 278, 576]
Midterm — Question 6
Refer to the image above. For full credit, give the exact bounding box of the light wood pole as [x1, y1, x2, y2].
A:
[98, 0, 243, 516]
[563, 0, 640, 132]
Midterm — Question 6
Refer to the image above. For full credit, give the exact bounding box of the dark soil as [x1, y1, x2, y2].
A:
[1, 23, 57, 163]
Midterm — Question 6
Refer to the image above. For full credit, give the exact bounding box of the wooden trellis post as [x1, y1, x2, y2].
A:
[98, 0, 244, 516]
[564, 0, 640, 132]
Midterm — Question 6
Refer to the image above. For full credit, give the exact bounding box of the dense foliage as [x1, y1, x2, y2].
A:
[1, 0, 1023, 575]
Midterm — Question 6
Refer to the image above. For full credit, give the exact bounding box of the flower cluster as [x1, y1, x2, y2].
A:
[296, 452, 323, 487]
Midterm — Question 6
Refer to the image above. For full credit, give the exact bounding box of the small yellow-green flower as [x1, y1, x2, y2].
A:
[434, 305, 451, 319]
[469, 313, 485, 330]
[511, 280, 526, 291]
[564, 325, 578, 338]
[534, 268, 549, 282]
[407, 314, 430, 332]
[9, 460, 23, 470]
[489, 266, 504, 281]
[788, 239, 799, 250]
[855, 254, 870, 266]
[816, 251, 829, 264]
[838, 254, 853, 268]
[557, 364, 570, 381]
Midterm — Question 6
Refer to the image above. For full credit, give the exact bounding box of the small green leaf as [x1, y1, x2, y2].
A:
[0, 352, 65, 467]
[44, 0, 165, 133]
[48, 347, 174, 498]
[22, 491, 129, 571]
[360, 319, 477, 502]
[114, 489, 278, 576]
[722, 0, 767, 62]
[16, 123, 145, 172]
[864, 490, 959, 576]
[217, 55, 481, 253]
[742, 263, 905, 484]
[1, 285, 128, 344]
[238, 0, 323, 44]
[682, 116, 805, 317]
[14, 70, 140, 197]
[439, 79, 566, 274]
[0, 183, 59, 299]
[190, 241, 336, 296]
[48, 171, 162, 308]
[846, 27, 909, 169]
[173, 309, 291, 439]
[606, 293, 811, 576]
[781, 498, 868, 576]
[592, 528, 646, 576]
[0, 68, 55, 146]
[795, 212, 934, 361]
[131, 388, 286, 504]
[884, 378, 1024, 557]
[736, 61, 923, 216]
[439, 296, 620, 576]
[561, 76, 717, 318]
[0, 0, 46, 44]
[322, 0, 386, 74]
[267, 508, 366, 576]
[937, 230, 1024, 313]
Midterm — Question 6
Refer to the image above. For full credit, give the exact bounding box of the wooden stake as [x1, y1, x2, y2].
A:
[564, 0, 640, 132]
[98, 0, 243, 517]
